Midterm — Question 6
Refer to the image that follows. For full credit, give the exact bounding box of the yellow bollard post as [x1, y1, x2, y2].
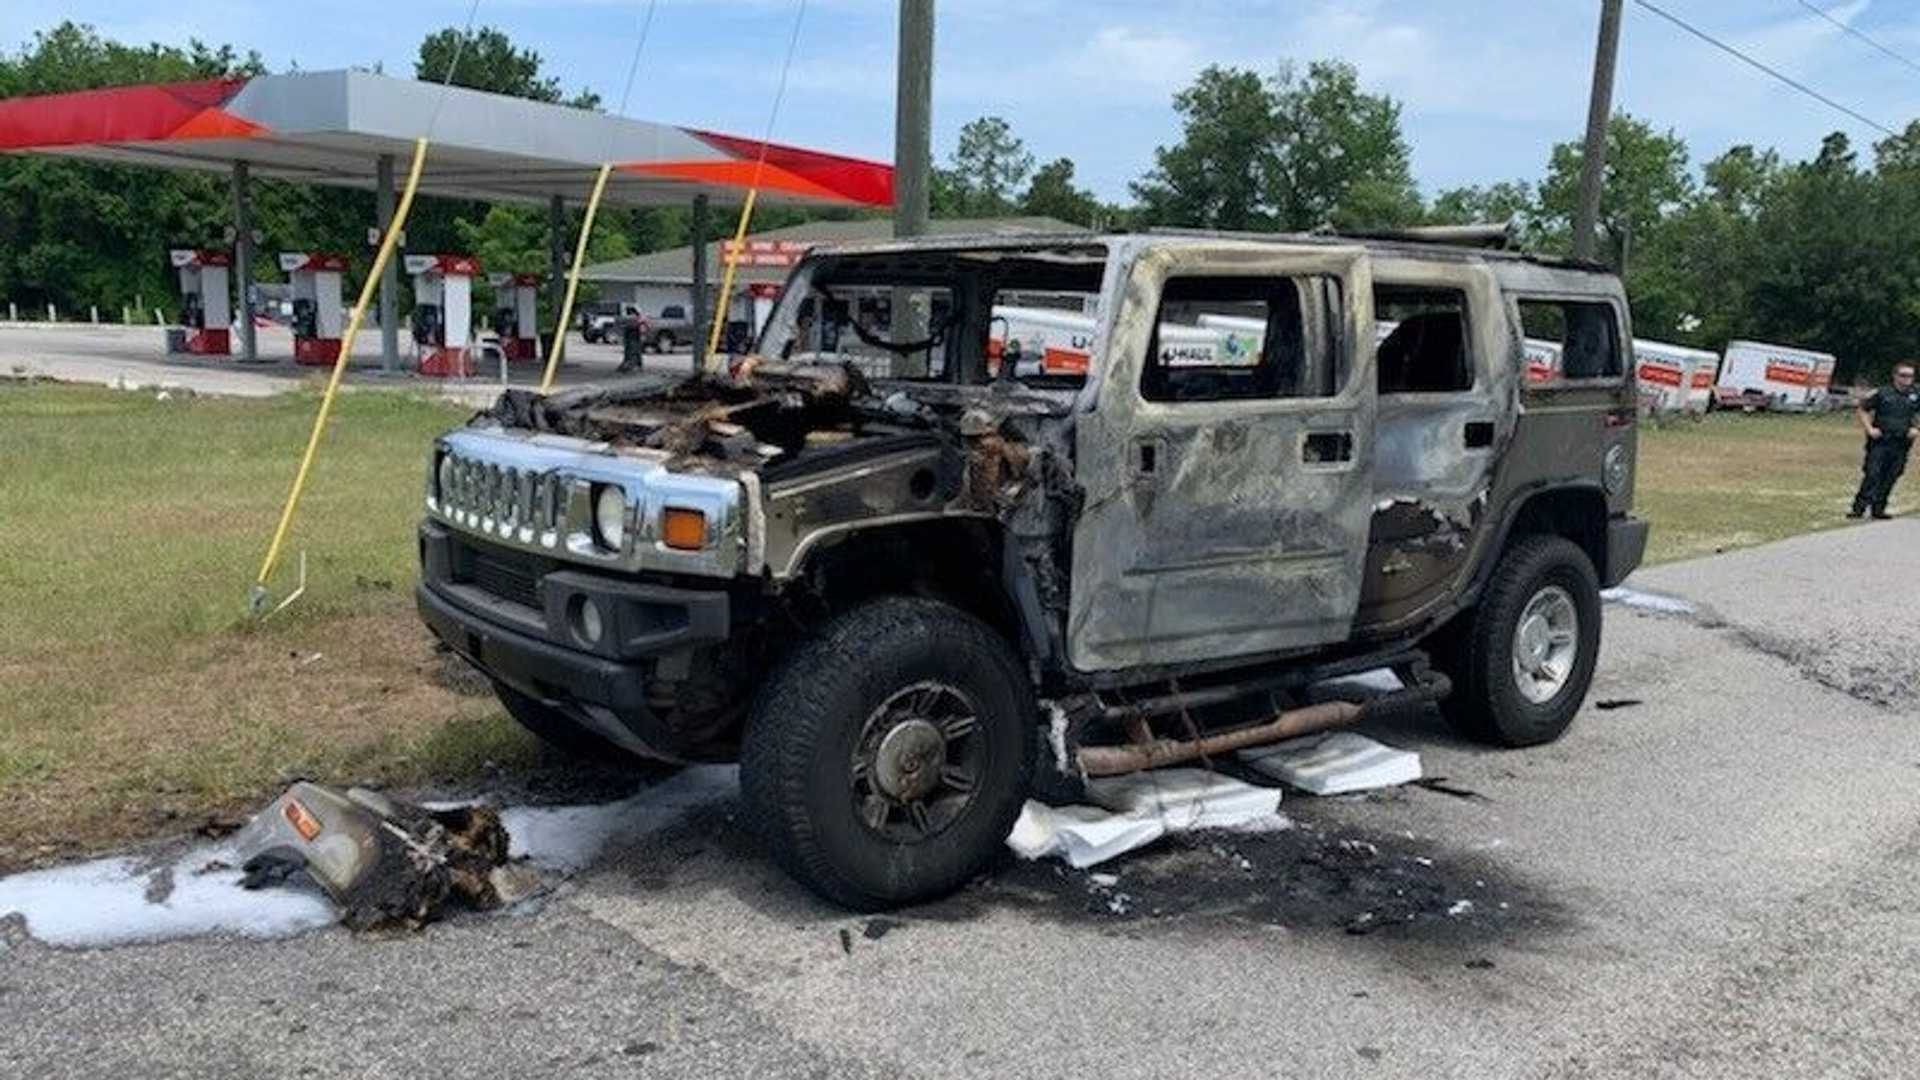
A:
[539, 162, 614, 393]
[250, 136, 430, 614]
[702, 189, 760, 371]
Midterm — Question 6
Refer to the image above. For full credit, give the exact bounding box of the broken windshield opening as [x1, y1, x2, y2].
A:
[755, 244, 1110, 390]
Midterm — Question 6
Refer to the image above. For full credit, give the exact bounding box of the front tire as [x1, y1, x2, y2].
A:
[653, 330, 675, 353]
[740, 597, 1035, 910]
[1432, 535, 1601, 747]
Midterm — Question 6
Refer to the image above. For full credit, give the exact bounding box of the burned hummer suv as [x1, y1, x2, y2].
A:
[417, 228, 1647, 909]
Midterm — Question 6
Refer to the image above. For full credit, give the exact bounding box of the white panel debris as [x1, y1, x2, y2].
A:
[1005, 768, 1285, 869]
[1006, 803, 1171, 869]
[1085, 768, 1283, 829]
[1601, 586, 1695, 615]
[1239, 732, 1423, 796]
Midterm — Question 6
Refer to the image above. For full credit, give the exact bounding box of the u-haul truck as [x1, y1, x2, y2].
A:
[1523, 338, 1563, 384]
[1634, 339, 1719, 415]
[988, 306, 1097, 375]
[989, 306, 1249, 375]
[1684, 348, 1718, 413]
[1717, 339, 1837, 411]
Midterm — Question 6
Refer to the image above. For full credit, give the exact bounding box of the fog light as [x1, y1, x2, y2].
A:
[571, 595, 604, 646]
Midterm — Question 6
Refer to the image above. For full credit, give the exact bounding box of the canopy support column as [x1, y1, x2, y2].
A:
[377, 154, 399, 372]
[691, 194, 710, 369]
[231, 161, 257, 363]
[548, 194, 566, 337]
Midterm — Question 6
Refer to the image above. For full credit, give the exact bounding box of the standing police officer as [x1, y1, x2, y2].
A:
[1849, 361, 1920, 519]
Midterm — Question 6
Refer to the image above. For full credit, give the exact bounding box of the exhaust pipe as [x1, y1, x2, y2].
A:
[1074, 676, 1448, 778]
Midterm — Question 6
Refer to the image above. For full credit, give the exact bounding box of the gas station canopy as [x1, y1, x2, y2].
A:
[0, 69, 894, 209]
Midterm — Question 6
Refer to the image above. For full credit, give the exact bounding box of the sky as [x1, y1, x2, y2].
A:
[9, 0, 1920, 202]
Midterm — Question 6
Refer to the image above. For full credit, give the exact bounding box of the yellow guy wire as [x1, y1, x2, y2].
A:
[702, 188, 760, 368]
[250, 136, 430, 609]
[540, 162, 614, 392]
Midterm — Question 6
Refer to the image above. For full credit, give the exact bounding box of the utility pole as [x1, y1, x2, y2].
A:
[893, 0, 934, 373]
[894, 0, 933, 242]
[1573, 0, 1624, 263]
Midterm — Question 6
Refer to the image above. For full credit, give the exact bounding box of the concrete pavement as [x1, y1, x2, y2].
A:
[0, 323, 697, 406]
[5, 520, 1919, 1079]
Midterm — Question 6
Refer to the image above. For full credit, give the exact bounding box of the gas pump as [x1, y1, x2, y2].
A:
[404, 254, 481, 377]
[278, 252, 349, 365]
[168, 248, 231, 355]
[487, 272, 541, 362]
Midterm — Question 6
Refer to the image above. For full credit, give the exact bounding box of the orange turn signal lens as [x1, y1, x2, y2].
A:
[661, 508, 707, 550]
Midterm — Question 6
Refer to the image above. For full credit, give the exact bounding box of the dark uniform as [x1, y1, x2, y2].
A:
[1852, 380, 1920, 517]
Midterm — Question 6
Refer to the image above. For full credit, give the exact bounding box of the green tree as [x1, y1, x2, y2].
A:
[1267, 60, 1421, 229]
[1131, 60, 1421, 231]
[1131, 66, 1275, 230]
[1020, 158, 1100, 226]
[1538, 113, 1693, 256]
[1427, 180, 1537, 229]
[943, 116, 1035, 216]
[415, 26, 600, 108]
[0, 23, 265, 315]
[1742, 131, 1914, 381]
[1702, 144, 1780, 212]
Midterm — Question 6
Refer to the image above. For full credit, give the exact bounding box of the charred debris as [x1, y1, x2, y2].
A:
[483, 359, 1068, 491]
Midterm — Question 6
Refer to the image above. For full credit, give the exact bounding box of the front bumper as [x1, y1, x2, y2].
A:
[417, 522, 732, 760]
[1603, 515, 1650, 588]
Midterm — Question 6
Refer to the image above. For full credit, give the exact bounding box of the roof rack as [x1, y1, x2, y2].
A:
[1318, 221, 1517, 250]
[1147, 220, 1518, 251]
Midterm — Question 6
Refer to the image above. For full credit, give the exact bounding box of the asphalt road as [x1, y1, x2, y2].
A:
[0, 323, 698, 405]
[6, 520, 1920, 1080]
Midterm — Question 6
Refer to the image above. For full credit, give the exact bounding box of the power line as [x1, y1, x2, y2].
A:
[614, 0, 660, 117]
[1794, 0, 1920, 80]
[1632, 0, 1898, 137]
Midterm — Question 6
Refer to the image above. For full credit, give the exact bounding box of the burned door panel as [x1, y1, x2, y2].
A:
[1068, 242, 1377, 673]
[1357, 263, 1512, 632]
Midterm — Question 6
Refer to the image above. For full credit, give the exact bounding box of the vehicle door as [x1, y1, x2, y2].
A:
[1356, 261, 1507, 633]
[1067, 242, 1377, 673]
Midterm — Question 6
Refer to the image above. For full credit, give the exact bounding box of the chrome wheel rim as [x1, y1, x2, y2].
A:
[1512, 585, 1579, 705]
[850, 681, 983, 843]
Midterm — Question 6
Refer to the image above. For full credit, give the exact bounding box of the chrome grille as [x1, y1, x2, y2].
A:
[439, 452, 562, 535]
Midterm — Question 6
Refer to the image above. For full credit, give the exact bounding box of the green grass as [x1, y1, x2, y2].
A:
[0, 382, 540, 870]
[0, 382, 458, 657]
[1634, 410, 1902, 564]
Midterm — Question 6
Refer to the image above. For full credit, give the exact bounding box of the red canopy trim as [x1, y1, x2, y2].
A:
[0, 78, 265, 150]
[682, 129, 894, 207]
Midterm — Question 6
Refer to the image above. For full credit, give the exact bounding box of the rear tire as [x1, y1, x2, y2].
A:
[653, 330, 675, 353]
[492, 680, 647, 765]
[1431, 535, 1601, 747]
[740, 597, 1035, 910]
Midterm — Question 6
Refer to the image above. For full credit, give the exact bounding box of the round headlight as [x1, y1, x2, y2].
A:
[593, 484, 627, 551]
[436, 454, 455, 502]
